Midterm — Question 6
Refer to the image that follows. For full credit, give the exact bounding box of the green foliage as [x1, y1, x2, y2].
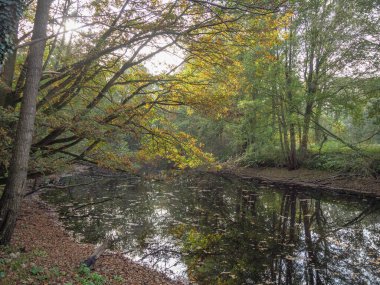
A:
[49, 266, 61, 277]
[77, 263, 91, 276]
[175, 112, 239, 160]
[0, 0, 379, 176]
[112, 275, 125, 283]
[77, 264, 106, 285]
[0, 246, 49, 282]
[30, 265, 44, 275]
[240, 144, 285, 167]
[175, 0, 380, 173]
[306, 142, 380, 176]
[0, 246, 112, 285]
[32, 249, 47, 257]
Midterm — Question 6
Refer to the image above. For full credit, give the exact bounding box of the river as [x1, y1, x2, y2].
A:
[41, 172, 380, 285]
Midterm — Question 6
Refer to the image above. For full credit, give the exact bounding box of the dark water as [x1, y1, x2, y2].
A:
[41, 172, 380, 285]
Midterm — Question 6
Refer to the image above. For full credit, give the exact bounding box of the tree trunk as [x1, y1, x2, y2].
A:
[2, 49, 18, 107]
[288, 122, 298, 170]
[284, 22, 298, 170]
[0, 0, 23, 64]
[285, 79, 298, 170]
[279, 97, 290, 161]
[0, 41, 17, 107]
[0, 0, 51, 245]
[0, 5, 19, 107]
[0, 0, 25, 107]
[314, 101, 323, 143]
[300, 101, 313, 158]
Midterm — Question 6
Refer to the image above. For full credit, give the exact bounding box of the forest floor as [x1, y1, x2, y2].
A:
[220, 166, 380, 197]
[0, 195, 183, 285]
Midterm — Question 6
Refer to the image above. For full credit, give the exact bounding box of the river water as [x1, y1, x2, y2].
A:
[41, 172, 380, 285]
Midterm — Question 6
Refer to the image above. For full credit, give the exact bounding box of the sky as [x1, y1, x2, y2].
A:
[64, 17, 185, 75]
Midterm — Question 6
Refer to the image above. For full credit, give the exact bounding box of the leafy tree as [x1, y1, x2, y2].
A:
[0, 0, 282, 176]
[180, 0, 380, 170]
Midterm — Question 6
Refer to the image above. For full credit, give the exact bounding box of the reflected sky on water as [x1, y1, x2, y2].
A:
[42, 172, 380, 285]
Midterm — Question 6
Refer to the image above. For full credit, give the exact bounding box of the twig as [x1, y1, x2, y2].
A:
[24, 181, 99, 197]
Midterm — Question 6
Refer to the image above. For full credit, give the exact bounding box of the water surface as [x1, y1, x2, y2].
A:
[42, 172, 380, 285]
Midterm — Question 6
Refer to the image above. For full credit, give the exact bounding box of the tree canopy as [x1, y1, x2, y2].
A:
[0, 0, 379, 177]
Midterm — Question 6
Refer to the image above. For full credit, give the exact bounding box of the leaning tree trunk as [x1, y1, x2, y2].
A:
[0, 0, 51, 245]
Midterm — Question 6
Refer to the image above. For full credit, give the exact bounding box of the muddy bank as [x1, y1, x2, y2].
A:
[216, 167, 380, 198]
[0, 195, 183, 285]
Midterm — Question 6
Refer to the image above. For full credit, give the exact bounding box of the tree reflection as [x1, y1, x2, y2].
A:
[169, 177, 380, 285]
[42, 174, 380, 284]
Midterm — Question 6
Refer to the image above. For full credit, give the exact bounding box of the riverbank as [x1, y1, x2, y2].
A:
[0, 195, 183, 285]
[217, 166, 380, 198]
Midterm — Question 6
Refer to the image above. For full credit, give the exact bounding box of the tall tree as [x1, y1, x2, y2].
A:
[0, 0, 52, 244]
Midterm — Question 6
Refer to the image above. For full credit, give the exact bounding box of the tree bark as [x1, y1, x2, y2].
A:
[314, 101, 323, 143]
[0, 0, 23, 64]
[0, 4, 19, 107]
[0, 40, 17, 107]
[0, 0, 52, 245]
[300, 101, 313, 154]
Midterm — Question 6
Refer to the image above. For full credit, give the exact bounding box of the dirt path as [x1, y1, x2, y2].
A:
[219, 166, 380, 198]
[0, 196, 183, 285]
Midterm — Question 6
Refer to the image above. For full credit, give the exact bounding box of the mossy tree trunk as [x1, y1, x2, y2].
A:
[0, 0, 52, 245]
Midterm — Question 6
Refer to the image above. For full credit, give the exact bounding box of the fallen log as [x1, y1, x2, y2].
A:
[82, 237, 115, 268]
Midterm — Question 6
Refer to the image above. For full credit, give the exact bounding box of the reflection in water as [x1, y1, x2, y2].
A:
[42, 173, 380, 285]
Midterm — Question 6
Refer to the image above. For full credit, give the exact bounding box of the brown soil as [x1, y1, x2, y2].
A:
[220, 166, 380, 198]
[0, 196, 183, 285]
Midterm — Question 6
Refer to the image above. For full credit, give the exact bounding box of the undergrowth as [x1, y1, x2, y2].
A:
[306, 142, 380, 176]
[239, 144, 285, 168]
[239, 141, 380, 177]
[0, 246, 125, 285]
